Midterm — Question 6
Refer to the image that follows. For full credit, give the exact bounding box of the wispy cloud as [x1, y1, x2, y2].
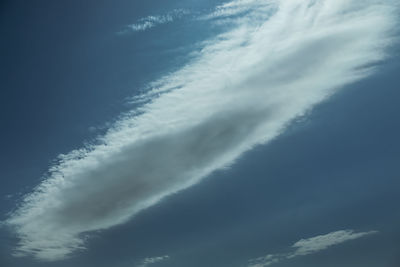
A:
[119, 9, 189, 34]
[200, 0, 272, 21]
[4, 0, 398, 261]
[248, 230, 378, 267]
[137, 255, 169, 267]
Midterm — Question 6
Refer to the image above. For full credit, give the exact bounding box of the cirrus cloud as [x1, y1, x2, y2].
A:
[138, 255, 170, 267]
[248, 230, 378, 267]
[119, 9, 189, 34]
[4, 0, 398, 261]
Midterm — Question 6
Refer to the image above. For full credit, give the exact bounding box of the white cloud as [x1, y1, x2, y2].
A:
[201, 0, 273, 21]
[138, 255, 170, 267]
[4, 0, 398, 261]
[120, 9, 189, 33]
[248, 230, 378, 267]
[290, 229, 378, 257]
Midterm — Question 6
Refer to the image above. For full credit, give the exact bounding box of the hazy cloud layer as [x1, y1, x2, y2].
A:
[248, 230, 378, 267]
[5, 0, 398, 261]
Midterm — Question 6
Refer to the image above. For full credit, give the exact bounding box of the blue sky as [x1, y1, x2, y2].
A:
[0, 0, 399, 266]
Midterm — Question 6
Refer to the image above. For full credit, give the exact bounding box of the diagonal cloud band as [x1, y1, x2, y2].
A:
[4, 0, 398, 261]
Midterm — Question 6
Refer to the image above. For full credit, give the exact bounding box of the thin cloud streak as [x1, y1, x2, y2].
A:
[248, 230, 378, 267]
[138, 255, 170, 267]
[200, 0, 272, 20]
[5, 0, 398, 261]
[119, 9, 189, 33]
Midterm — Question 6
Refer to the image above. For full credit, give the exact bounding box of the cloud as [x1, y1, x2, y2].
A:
[200, 0, 273, 21]
[4, 0, 398, 261]
[119, 9, 189, 34]
[137, 255, 169, 267]
[290, 229, 378, 257]
[248, 230, 378, 267]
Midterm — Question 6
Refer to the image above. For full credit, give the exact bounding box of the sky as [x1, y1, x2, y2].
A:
[0, 0, 399, 266]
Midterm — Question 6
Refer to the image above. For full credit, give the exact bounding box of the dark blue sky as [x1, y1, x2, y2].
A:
[1, 1, 399, 267]
[0, 0, 224, 205]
